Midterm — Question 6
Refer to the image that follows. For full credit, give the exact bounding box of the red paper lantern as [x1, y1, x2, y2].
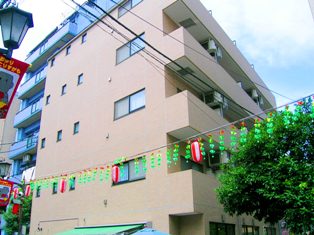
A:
[191, 141, 202, 163]
[112, 165, 120, 184]
[24, 185, 31, 197]
[12, 204, 20, 215]
[59, 179, 67, 193]
[13, 188, 19, 199]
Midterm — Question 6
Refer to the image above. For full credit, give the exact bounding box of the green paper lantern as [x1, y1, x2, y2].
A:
[157, 152, 162, 167]
[230, 125, 237, 152]
[239, 122, 248, 144]
[254, 119, 262, 141]
[219, 130, 225, 151]
[208, 135, 216, 158]
[167, 149, 172, 167]
[173, 144, 179, 164]
[150, 153, 155, 169]
[185, 141, 191, 162]
[142, 156, 147, 172]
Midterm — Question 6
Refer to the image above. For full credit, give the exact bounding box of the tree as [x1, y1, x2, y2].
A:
[216, 101, 314, 234]
[3, 193, 32, 235]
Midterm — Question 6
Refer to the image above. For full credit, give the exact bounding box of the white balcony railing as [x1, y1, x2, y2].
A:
[18, 67, 47, 98]
[14, 98, 43, 127]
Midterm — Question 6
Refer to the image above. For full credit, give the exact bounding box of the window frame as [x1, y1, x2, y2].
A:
[113, 158, 146, 185]
[66, 45, 71, 55]
[209, 222, 235, 235]
[73, 122, 80, 135]
[69, 177, 76, 191]
[81, 33, 87, 44]
[77, 73, 83, 85]
[46, 95, 50, 105]
[61, 84, 67, 95]
[118, 0, 143, 17]
[114, 88, 145, 120]
[40, 138, 46, 149]
[52, 182, 58, 194]
[116, 33, 145, 64]
[50, 58, 55, 67]
[36, 186, 41, 198]
[57, 130, 62, 142]
[242, 225, 259, 235]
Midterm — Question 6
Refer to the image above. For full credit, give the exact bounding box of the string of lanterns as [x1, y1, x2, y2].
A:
[19, 96, 314, 196]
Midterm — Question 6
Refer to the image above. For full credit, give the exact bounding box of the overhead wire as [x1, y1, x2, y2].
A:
[21, 93, 314, 180]
[107, 0, 293, 102]
[68, 0, 256, 126]
[72, 0, 264, 122]
[82, 0, 266, 120]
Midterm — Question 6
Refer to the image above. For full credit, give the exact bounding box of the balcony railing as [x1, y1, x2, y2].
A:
[26, 21, 77, 71]
[9, 133, 39, 160]
[18, 67, 47, 99]
[14, 98, 43, 128]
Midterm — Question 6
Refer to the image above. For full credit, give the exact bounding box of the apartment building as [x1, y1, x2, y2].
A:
[7, 0, 117, 182]
[29, 0, 276, 234]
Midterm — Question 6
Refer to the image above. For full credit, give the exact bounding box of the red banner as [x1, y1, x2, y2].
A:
[0, 54, 30, 119]
[0, 179, 14, 207]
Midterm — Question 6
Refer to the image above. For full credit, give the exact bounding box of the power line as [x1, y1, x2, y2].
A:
[68, 0, 258, 125]
[75, 0, 265, 120]
[27, 93, 313, 181]
[107, 0, 293, 102]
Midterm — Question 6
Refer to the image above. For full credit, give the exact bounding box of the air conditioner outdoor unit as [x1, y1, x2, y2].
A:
[23, 154, 31, 163]
[251, 89, 259, 100]
[207, 39, 217, 57]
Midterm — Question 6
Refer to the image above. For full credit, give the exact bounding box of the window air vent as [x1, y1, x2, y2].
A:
[177, 67, 194, 76]
[179, 18, 196, 28]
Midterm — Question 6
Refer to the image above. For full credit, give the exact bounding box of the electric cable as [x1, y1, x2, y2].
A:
[78, 0, 265, 120]
[107, 0, 293, 102]
[22, 93, 314, 180]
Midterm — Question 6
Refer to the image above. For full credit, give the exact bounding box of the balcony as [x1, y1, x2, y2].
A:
[163, 0, 275, 108]
[26, 21, 77, 72]
[9, 133, 38, 160]
[18, 67, 47, 99]
[14, 98, 43, 128]
[167, 169, 222, 215]
[163, 26, 264, 119]
[165, 91, 229, 140]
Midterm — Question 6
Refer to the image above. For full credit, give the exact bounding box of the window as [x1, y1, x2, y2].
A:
[82, 33, 87, 43]
[57, 130, 62, 142]
[61, 84, 67, 95]
[73, 122, 80, 134]
[46, 95, 50, 105]
[210, 222, 235, 235]
[66, 45, 71, 55]
[242, 226, 259, 235]
[118, 0, 143, 17]
[69, 177, 76, 191]
[77, 73, 83, 85]
[114, 89, 145, 119]
[50, 58, 55, 67]
[41, 138, 46, 149]
[116, 34, 145, 64]
[113, 158, 146, 185]
[52, 182, 58, 194]
[36, 186, 41, 198]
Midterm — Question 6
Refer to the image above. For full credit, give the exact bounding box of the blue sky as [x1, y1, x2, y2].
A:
[9, 0, 314, 107]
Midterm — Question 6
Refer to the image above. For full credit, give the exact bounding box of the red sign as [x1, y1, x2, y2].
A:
[0, 179, 14, 207]
[112, 165, 120, 184]
[0, 54, 29, 119]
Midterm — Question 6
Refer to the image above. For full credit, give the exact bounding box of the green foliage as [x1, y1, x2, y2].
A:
[217, 101, 314, 234]
[3, 194, 32, 235]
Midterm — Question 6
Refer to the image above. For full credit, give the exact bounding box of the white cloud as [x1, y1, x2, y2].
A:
[200, 0, 314, 68]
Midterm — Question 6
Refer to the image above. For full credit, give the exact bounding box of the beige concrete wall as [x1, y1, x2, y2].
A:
[30, 0, 276, 234]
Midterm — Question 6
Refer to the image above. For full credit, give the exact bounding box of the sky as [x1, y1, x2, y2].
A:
[5, 0, 314, 107]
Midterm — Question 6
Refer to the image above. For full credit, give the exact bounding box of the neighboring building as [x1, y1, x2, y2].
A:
[8, 0, 115, 182]
[28, 0, 276, 234]
[309, 0, 314, 20]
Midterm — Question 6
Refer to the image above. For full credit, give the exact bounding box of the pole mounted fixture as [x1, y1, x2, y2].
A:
[0, 2, 33, 58]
